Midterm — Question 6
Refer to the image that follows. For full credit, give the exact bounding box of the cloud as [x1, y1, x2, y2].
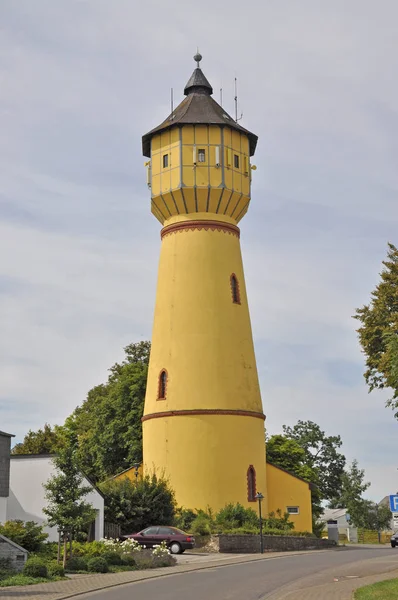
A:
[1, 0, 398, 502]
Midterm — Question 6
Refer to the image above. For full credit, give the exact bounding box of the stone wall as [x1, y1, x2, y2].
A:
[0, 535, 28, 572]
[218, 534, 336, 553]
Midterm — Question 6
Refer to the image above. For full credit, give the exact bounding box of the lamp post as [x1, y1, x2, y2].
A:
[133, 462, 141, 480]
[255, 492, 264, 554]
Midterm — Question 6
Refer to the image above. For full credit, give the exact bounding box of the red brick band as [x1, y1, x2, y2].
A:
[142, 408, 266, 422]
[161, 220, 240, 240]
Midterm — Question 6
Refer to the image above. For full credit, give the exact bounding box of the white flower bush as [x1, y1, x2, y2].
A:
[99, 537, 120, 551]
[99, 536, 144, 554]
[152, 541, 170, 556]
[121, 538, 143, 553]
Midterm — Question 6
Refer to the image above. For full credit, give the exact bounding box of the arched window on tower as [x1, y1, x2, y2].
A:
[230, 274, 241, 304]
[158, 370, 168, 400]
[247, 465, 256, 502]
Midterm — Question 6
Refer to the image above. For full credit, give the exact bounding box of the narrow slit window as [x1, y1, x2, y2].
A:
[230, 274, 241, 304]
[163, 154, 169, 168]
[158, 370, 167, 399]
[247, 466, 256, 502]
[234, 154, 240, 169]
[198, 149, 206, 163]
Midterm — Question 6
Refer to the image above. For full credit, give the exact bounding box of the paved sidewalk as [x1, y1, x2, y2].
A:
[0, 551, 324, 600]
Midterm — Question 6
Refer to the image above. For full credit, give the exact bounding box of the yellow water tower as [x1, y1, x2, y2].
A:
[141, 54, 267, 512]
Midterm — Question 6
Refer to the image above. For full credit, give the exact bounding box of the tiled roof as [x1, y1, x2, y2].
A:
[142, 64, 258, 157]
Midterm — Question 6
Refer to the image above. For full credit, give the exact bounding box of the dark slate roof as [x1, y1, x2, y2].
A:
[184, 67, 213, 96]
[142, 65, 258, 157]
[0, 431, 15, 438]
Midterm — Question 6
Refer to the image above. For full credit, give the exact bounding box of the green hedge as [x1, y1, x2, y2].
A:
[66, 556, 88, 572]
[87, 557, 109, 573]
[23, 557, 48, 578]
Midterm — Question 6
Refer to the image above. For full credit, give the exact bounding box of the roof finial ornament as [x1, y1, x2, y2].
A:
[194, 49, 202, 68]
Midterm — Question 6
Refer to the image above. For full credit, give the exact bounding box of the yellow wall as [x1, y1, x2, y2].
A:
[114, 464, 143, 483]
[266, 463, 313, 532]
[149, 125, 251, 224]
[142, 211, 267, 512]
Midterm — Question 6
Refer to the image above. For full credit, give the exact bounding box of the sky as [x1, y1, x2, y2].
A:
[1, 0, 397, 502]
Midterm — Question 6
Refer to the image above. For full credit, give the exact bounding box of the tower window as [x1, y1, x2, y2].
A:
[234, 154, 240, 168]
[163, 154, 169, 168]
[247, 465, 256, 502]
[198, 149, 206, 163]
[158, 370, 168, 400]
[287, 506, 300, 515]
[230, 274, 241, 305]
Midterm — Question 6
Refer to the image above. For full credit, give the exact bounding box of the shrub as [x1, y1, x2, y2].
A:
[65, 556, 88, 572]
[0, 520, 48, 552]
[263, 510, 294, 531]
[121, 555, 136, 567]
[47, 561, 65, 578]
[216, 503, 258, 530]
[102, 552, 123, 565]
[152, 554, 176, 568]
[0, 568, 15, 581]
[71, 541, 107, 557]
[191, 516, 212, 536]
[23, 557, 48, 578]
[87, 557, 109, 573]
[99, 474, 176, 534]
[174, 508, 197, 531]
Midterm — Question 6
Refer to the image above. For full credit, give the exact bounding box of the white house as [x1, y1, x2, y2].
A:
[0, 431, 104, 542]
[320, 507, 358, 542]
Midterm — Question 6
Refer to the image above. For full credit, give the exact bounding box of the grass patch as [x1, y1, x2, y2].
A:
[355, 578, 398, 599]
[0, 575, 51, 587]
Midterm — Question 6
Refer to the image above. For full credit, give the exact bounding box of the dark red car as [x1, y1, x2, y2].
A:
[123, 526, 195, 554]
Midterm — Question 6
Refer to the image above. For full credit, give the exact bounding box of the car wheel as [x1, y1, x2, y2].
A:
[391, 542, 396, 548]
[170, 542, 182, 555]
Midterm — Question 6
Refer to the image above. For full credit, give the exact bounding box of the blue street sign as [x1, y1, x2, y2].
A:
[389, 495, 398, 512]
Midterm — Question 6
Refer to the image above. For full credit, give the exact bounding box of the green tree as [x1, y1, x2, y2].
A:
[11, 424, 62, 455]
[99, 474, 176, 534]
[329, 459, 370, 528]
[266, 432, 323, 522]
[266, 435, 316, 483]
[64, 341, 150, 482]
[361, 501, 393, 531]
[354, 242, 398, 416]
[0, 520, 48, 552]
[282, 420, 346, 503]
[43, 436, 97, 566]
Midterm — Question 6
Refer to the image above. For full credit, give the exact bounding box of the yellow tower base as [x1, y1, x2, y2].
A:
[143, 213, 267, 512]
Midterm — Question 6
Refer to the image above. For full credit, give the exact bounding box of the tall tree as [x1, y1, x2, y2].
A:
[12, 424, 62, 455]
[43, 435, 97, 566]
[63, 341, 150, 483]
[282, 420, 346, 504]
[266, 435, 316, 483]
[266, 432, 323, 521]
[354, 242, 398, 417]
[328, 459, 370, 528]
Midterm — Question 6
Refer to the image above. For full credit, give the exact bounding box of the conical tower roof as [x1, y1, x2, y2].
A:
[142, 54, 258, 157]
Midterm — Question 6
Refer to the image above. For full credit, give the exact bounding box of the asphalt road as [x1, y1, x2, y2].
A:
[76, 547, 398, 600]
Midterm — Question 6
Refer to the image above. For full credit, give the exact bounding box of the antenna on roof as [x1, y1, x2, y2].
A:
[220, 87, 223, 107]
[171, 88, 174, 117]
[234, 77, 243, 122]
